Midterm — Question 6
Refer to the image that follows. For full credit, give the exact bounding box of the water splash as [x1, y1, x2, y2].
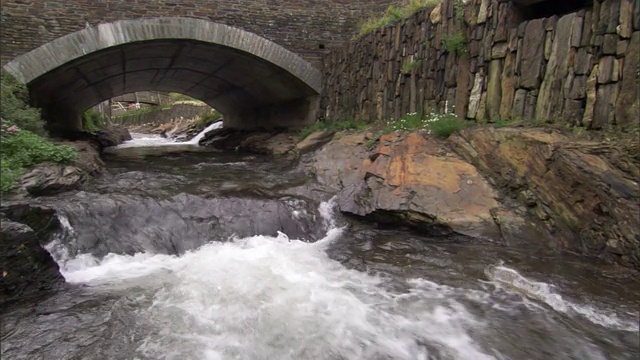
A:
[47, 200, 494, 360]
[186, 121, 223, 144]
[116, 121, 222, 148]
[485, 264, 639, 332]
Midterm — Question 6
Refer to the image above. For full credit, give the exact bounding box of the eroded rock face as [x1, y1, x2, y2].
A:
[20, 163, 87, 197]
[310, 132, 539, 242]
[49, 192, 324, 258]
[0, 220, 65, 306]
[448, 127, 640, 269]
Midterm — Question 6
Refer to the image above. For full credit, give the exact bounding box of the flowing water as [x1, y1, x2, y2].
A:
[1, 132, 639, 360]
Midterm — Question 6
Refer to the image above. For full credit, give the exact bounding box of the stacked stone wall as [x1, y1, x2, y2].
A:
[0, 0, 398, 68]
[321, 0, 639, 129]
[111, 103, 213, 127]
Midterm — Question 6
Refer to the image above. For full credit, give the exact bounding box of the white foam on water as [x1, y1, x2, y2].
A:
[116, 132, 179, 148]
[186, 121, 223, 144]
[51, 201, 494, 360]
[116, 121, 223, 148]
[485, 265, 639, 333]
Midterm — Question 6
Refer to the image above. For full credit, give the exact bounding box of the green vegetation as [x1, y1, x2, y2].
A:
[425, 112, 473, 138]
[0, 71, 77, 192]
[384, 110, 473, 138]
[453, 0, 465, 23]
[401, 58, 423, 74]
[1, 131, 77, 191]
[82, 109, 106, 132]
[356, 0, 443, 38]
[196, 110, 224, 127]
[299, 118, 366, 140]
[169, 92, 197, 102]
[442, 33, 467, 56]
[0, 71, 46, 136]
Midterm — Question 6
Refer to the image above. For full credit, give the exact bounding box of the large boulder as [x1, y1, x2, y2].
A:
[0, 220, 65, 306]
[448, 127, 640, 269]
[20, 163, 87, 196]
[310, 132, 541, 241]
[95, 125, 132, 147]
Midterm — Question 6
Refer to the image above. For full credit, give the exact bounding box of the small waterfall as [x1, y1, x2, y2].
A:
[186, 121, 223, 144]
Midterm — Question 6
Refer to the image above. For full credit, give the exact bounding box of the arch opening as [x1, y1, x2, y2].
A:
[2, 17, 322, 131]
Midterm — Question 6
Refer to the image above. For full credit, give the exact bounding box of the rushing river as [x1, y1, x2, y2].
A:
[1, 133, 639, 360]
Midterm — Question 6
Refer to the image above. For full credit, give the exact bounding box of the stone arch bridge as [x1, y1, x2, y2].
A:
[1, 0, 392, 130]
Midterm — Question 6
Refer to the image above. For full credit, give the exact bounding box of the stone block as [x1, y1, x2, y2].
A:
[477, 91, 488, 122]
[634, 0, 640, 30]
[619, 0, 634, 38]
[524, 90, 537, 120]
[569, 75, 588, 99]
[492, 42, 509, 58]
[593, 83, 620, 128]
[500, 52, 516, 119]
[597, 56, 617, 84]
[519, 19, 545, 89]
[467, 72, 484, 119]
[544, 30, 554, 61]
[494, 3, 510, 42]
[602, 34, 618, 54]
[563, 99, 585, 125]
[617, 39, 629, 55]
[571, 15, 584, 47]
[581, 10, 593, 47]
[537, 13, 575, 122]
[574, 47, 593, 75]
[615, 31, 640, 126]
[455, 57, 472, 118]
[478, 0, 490, 24]
[512, 89, 527, 118]
[487, 59, 503, 119]
[582, 65, 599, 128]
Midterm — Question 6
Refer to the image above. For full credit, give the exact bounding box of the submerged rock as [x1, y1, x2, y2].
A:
[0, 220, 65, 306]
[50, 192, 325, 258]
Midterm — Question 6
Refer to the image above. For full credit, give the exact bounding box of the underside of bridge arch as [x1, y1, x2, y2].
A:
[2, 18, 322, 131]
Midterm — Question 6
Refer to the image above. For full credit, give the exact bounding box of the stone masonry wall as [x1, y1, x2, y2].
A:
[321, 0, 640, 129]
[0, 0, 399, 69]
[111, 103, 213, 127]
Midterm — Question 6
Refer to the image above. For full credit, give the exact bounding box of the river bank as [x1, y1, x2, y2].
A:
[2, 122, 638, 309]
[1, 131, 638, 359]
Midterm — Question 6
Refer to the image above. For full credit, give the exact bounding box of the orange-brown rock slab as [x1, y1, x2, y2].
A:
[449, 127, 640, 270]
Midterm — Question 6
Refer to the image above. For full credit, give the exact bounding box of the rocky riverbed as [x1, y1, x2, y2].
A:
[1, 127, 638, 359]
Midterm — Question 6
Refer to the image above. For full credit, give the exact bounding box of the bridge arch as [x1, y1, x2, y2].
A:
[2, 17, 323, 130]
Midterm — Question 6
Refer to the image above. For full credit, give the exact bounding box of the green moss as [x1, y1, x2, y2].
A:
[355, 0, 443, 39]
[0, 71, 77, 192]
[442, 33, 467, 56]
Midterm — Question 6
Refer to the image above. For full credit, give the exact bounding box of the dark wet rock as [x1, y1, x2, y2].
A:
[48, 128, 104, 151]
[199, 127, 249, 148]
[95, 125, 132, 147]
[20, 163, 87, 196]
[0, 203, 61, 241]
[200, 128, 299, 158]
[51, 192, 325, 258]
[0, 220, 65, 306]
